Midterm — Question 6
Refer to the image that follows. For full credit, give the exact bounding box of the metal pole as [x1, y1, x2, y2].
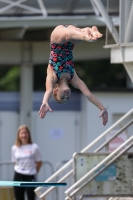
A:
[125, 1, 133, 43]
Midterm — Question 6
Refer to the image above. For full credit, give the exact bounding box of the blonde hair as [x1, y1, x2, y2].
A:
[15, 125, 32, 146]
[52, 83, 70, 104]
[52, 93, 63, 104]
[52, 84, 63, 104]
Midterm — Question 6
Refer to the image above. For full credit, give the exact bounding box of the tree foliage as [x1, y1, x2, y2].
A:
[34, 60, 126, 91]
[0, 59, 126, 91]
[74, 60, 126, 88]
[0, 66, 20, 91]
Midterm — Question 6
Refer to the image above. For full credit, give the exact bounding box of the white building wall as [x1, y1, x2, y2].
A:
[0, 91, 133, 171]
[80, 92, 133, 150]
[31, 111, 81, 172]
[0, 112, 19, 160]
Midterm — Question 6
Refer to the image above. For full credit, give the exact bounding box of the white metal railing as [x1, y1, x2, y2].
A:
[34, 108, 133, 199]
[0, 160, 54, 181]
[65, 136, 133, 199]
[94, 119, 133, 152]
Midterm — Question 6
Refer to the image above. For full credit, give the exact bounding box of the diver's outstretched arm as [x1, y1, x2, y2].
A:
[71, 71, 108, 126]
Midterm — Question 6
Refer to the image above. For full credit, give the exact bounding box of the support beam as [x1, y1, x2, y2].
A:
[93, 0, 119, 44]
[119, 0, 126, 43]
[0, 16, 105, 29]
[125, 1, 133, 43]
[126, 73, 133, 88]
[0, 0, 27, 14]
[123, 62, 133, 83]
[119, 0, 132, 43]
[20, 63, 33, 128]
[104, 1, 133, 84]
[19, 43, 33, 129]
[0, 0, 42, 14]
[110, 45, 133, 63]
[90, 0, 100, 16]
[37, 0, 47, 16]
[110, 45, 133, 83]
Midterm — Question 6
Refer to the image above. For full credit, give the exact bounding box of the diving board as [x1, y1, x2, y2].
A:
[0, 181, 67, 187]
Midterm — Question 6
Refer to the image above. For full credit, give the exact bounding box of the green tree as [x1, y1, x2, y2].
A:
[74, 60, 126, 88]
[0, 66, 20, 91]
[0, 60, 126, 91]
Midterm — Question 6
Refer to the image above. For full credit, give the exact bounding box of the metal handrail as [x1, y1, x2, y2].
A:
[39, 170, 73, 199]
[39, 119, 133, 199]
[65, 135, 133, 199]
[0, 160, 54, 181]
[94, 119, 133, 152]
[34, 108, 133, 199]
[65, 144, 133, 199]
[64, 120, 133, 199]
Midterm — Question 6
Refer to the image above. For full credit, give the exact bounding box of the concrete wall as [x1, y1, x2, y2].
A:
[80, 91, 133, 150]
[0, 91, 133, 200]
[0, 91, 132, 165]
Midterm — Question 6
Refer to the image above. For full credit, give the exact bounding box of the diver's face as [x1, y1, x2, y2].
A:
[57, 88, 71, 103]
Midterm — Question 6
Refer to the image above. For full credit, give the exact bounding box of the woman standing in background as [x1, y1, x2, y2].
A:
[11, 125, 42, 200]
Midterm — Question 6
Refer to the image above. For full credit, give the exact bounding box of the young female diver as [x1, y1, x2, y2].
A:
[38, 25, 108, 126]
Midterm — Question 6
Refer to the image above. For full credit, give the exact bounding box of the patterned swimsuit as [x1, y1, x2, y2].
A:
[49, 26, 75, 81]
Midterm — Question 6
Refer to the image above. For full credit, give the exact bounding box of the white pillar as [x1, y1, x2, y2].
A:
[125, 1, 133, 43]
[19, 43, 33, 129]
[123, 62, 133, 84]
[126, 73, 133, 88]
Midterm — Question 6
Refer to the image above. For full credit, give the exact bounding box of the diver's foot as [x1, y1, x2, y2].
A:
[84, 29, 97, 42]
[91, 26, 103, 38]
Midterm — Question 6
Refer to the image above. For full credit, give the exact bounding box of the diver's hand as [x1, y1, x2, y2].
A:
[99, 108, 108, 126]
[38, 103, 53, 119]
